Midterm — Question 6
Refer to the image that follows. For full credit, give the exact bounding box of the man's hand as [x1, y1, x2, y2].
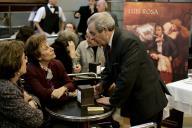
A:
[96, 97, 110, 105]
[93, 83, 103, 98]
[75, 12, 80, 18]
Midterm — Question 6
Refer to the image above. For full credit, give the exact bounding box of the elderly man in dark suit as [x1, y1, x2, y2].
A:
[87, 12, 170, 127]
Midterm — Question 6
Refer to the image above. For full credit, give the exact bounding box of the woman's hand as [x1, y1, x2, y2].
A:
[67, 41, 76, 58]
[23, 91, 32, 102]
[28, 100, 38, 109]
[51, 86, 68, 99]
[68, 89, 77, 97]
[23, 91, 38, 109]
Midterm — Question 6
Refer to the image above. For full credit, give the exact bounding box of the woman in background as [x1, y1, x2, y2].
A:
[0, 40, 43, 128]
[64, 22, 84, 44]
[51, 30, 81, 74]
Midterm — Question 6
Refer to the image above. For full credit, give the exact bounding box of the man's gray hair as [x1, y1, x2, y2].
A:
[87, 12, 115, 33]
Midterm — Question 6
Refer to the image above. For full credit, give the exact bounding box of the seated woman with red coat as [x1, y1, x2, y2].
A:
[24, 34, 76, 107]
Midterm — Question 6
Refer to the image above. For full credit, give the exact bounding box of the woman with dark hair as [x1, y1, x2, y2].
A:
[0, 40, 43, 128]
[64, 22, 84, 44]
[51, 30, 81, 74]
[24, 34, 76, 107]
[51, 37, 73, 74]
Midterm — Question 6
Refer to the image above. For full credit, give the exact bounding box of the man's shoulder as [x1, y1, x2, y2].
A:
[77, 40, 88, 49]
[113, 29, 142, 49]
[79, 6, 89, 10]
[0, 80, 12, 89]
[37, 6, 46, 11]
[79, 40, 87, 46]
[35, 6, 46, 15]
[120, 29, 139, 40]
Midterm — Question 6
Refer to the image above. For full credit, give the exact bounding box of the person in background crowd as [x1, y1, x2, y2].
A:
[88, 12, 170, 128]
[74, 0, 97, 39]
[96, 0, 118, 27]
[64, 22, 78, 34]
[24, 34, 76, 107]
[76, 30, 105, 73]
[51, 30, 81, 74]
[0, 40, 43, 128]
[16, 26, 35, 43]
[33, 0, 66, 35]
[64, 22, 84, 44]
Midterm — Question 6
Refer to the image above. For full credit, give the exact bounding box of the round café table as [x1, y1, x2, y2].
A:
[45, 99, 114, 128]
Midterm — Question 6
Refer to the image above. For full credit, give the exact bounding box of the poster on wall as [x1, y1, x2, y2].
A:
[123, 2, 191, 83]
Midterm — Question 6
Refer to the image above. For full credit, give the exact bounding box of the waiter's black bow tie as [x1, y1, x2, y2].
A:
[50, 6, 55, 8]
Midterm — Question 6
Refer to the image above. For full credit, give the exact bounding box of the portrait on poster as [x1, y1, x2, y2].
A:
[123, 2, 191, 83]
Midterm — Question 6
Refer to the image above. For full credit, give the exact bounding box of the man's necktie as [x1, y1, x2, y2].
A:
[50, 6, 56, 13]
[105, 45, 111, 62]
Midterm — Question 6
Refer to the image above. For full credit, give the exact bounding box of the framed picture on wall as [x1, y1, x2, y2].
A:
[123, 2, 192, 83]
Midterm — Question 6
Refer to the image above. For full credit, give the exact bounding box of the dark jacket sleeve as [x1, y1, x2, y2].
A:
[109, 38, 142, 107]
[74, 6, 83, 18]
